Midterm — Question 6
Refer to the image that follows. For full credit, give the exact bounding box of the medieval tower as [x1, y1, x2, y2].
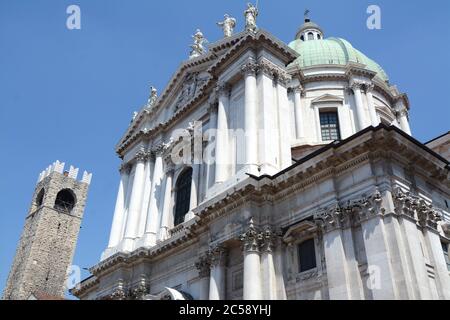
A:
[2, 161, 92, 300]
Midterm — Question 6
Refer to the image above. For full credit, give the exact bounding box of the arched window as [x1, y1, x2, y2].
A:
[36, 188, 45, 207]
[174, 168, 192, 226]
[307, 32, 314, 40]
[317, 34, 321, 40]
[300, 35, 305, 41]
[54, 189, 76, 213]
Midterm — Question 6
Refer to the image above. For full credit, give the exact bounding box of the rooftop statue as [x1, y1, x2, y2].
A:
[147, 86, 158, 107]
[189, 29, 208, 59]
[244, 3, 258, 33]
[217, 14, 237, 38]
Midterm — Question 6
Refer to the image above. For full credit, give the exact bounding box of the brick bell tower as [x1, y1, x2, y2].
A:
[2, 161, 92, 300]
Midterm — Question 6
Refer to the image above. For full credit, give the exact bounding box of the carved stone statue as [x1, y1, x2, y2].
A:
[244, 3, 258, 33]
[217, 14, 236, 38]
[189, 29, 207, 59]
[131, 111, 138, 122]
[147, 86, 158, 107]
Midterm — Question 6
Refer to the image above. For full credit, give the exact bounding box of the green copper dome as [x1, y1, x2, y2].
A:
[288, 37, 389, 83]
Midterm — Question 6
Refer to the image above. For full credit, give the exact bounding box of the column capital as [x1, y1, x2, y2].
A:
[135, 149, 149, 162]
[208, 245, 227, 268]
[350, 80, 365, 91]
[260, 225, 281, 253]
[364, 83, 375, 94]
[195, 254, 211, 278]
[109, 279, 127, 300]
[274, 70, 290, 86]
[119, 162, 131, 175]
[291, 84, 306, 97]
[396, 108, 409, 119]
[240, 219, 262, 253]
[393, 188, 442, 230]
[130, 275, 148, 300]
[258, 59, 276, 78]
[216, 82, 231, 97]
[241, 58, 258, 77]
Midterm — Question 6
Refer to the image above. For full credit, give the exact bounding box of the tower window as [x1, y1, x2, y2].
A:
[320, 111, 341, 141]
[174, 168, 192, 226]
[300, 35, 304, 41]
[36, 189, 45, 207]
[317, 34, 321, 40]
[54, 189, 76, 213]
[298, 239, 317, 272]
[307, 32, 314, 40]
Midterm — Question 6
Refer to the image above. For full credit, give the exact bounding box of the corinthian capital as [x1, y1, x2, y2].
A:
[119, 162, 131, 175]
[275, 70, 291, 86]
[195, 254, 211, 278]
[240, 218, 262, 252]
[135, 149, 149, 162]
[364, 83, 375, 93]
[241, 58, 258, 76]
[216, 82, 231, 97]
[260, 225, 280, 253]
[208, 245, 227, 268]
[350, 81, 364, 91]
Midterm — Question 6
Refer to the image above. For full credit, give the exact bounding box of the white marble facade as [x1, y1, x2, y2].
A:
[73, 13, 450, 300]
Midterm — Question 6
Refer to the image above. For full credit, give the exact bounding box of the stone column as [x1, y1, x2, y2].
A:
[143, 145, 165, 247]
[357, 192, 397, 300]
[260, 226, 278, 300]
[195, 254, 211, 300]
[208, 246, 227, 300]
[107, 164, 130, 249]
[137, 155, 154, 237]
[240, 219, 263, 300]
[350, 81, 368, 130]
[158, 161, 174, 241]
[205, 104, 217, 193]
[257, 60, 279, 176]
[365, 84, 379, 127]
[276, 73, 292, 169]
[293, 85, 305, 139]
[189, 163, 200, 212]
[417, 202, 450, 299]
[215, 84, 230, 184]
[123, 151, 147, 251]
[242, 59, 259, 175]
[318, 206, 353, 300]
[396, 107, 412, 136]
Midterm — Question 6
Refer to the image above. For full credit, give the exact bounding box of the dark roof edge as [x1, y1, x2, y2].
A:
[248, 124, 450, 182]
[425, 131, 450, 146]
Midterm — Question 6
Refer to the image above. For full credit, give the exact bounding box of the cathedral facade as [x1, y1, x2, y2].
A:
[73, 9, 450, 300]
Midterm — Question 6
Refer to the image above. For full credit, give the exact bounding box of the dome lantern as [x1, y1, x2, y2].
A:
[295, 10, 324, 41]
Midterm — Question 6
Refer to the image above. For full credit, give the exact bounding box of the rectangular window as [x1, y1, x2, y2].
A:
[298, 239, 317, 272]
[320, 111, 341, 141]
[442, 242, 450, 272]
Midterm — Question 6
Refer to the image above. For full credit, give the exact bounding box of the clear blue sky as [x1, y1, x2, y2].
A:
[1, 0, 449, 298]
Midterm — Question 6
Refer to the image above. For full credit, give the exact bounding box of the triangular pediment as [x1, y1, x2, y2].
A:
[311, 94, 344, 104]
[116, 30, 299, 154]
